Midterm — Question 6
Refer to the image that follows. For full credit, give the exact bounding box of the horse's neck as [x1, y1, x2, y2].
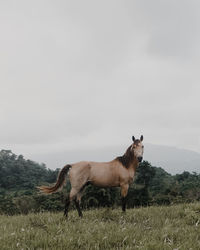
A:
[128, 158, 138, 174]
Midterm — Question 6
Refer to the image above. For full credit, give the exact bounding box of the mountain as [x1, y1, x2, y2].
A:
[145, 144, 200, 174]
[28, 144, 200, 174]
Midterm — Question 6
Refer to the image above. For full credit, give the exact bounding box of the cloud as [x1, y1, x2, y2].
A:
[0, 0, 200, 159]
[136, 0, 200, 59]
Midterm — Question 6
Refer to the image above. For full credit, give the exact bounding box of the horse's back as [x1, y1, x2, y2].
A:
[69, 160, 128, 188]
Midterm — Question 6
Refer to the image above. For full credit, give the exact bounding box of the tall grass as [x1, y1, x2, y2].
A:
[0, 203, 200, 249]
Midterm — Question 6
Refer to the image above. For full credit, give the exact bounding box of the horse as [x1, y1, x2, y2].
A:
[38, 135, 144, 217]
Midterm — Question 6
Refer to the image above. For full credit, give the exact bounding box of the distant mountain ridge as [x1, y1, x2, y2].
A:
[29, 144, 200, 174]
[145, 144, 200, 174]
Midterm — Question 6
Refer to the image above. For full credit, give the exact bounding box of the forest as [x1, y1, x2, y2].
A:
[0, 149, 200, 215]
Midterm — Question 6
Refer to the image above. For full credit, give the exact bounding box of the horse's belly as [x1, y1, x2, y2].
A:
[89, 166, 119, 187]
[91, 178, 119, 187]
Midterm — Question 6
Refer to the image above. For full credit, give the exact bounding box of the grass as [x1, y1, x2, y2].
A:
[0, 203, 200, 250]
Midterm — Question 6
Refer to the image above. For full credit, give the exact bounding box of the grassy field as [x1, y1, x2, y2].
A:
[0, 203, 200, 250]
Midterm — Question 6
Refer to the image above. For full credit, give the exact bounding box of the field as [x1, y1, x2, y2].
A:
[0, 203, 200, 250]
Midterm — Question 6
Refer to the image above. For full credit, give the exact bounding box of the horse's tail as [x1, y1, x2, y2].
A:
[38, 164, 71, 194]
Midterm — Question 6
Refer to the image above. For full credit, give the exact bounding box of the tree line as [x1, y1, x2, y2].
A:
[0, 150, 200, 215]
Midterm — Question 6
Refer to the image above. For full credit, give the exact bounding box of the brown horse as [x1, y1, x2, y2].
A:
[38, 135, 144, 217]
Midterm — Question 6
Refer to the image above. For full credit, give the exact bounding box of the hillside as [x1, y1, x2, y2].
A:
[1, 203, 200, 250]
[0, 150, 58, 194]
[1, 149, 200, 216]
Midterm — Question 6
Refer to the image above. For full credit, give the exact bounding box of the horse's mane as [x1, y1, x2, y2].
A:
[116, 145, 134, 169]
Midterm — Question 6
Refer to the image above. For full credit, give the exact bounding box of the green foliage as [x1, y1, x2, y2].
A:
[33, 193, 65, 212]
[0, 150, 60, 215]
[0, 194, 19, 215]
[82, 185, 120, 208]
[173, 171, 200, 202]
[125, 161, 155, 207]
[0, 150, 57, 192]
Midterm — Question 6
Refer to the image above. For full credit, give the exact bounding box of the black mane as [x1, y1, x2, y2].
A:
[116, 145, 134, 168]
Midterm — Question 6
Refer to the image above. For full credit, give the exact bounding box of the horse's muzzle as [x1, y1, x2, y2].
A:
[138, 157, 143, 163]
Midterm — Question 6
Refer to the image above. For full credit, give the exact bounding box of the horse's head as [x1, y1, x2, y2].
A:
[131, 135, 144, 163]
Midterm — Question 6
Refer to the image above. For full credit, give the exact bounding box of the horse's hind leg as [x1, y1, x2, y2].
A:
[64, 195, 70, 217]
[65, 167, 90, 217]
[74, 192, 83, 217]
[74, 181, 90, 217]
[64, 187, 79, 217]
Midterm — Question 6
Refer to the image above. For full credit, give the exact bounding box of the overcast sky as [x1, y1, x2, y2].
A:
[0, 0, 200, 163]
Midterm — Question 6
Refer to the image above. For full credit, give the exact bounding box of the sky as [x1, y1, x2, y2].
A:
[0, 0, 200, 166]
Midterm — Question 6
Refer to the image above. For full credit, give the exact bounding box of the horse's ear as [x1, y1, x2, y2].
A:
[132, 136, 135, 142]
[140, 135, 143, 141]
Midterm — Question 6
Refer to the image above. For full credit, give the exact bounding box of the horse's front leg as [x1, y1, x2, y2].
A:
[120, 184, 129, 212]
